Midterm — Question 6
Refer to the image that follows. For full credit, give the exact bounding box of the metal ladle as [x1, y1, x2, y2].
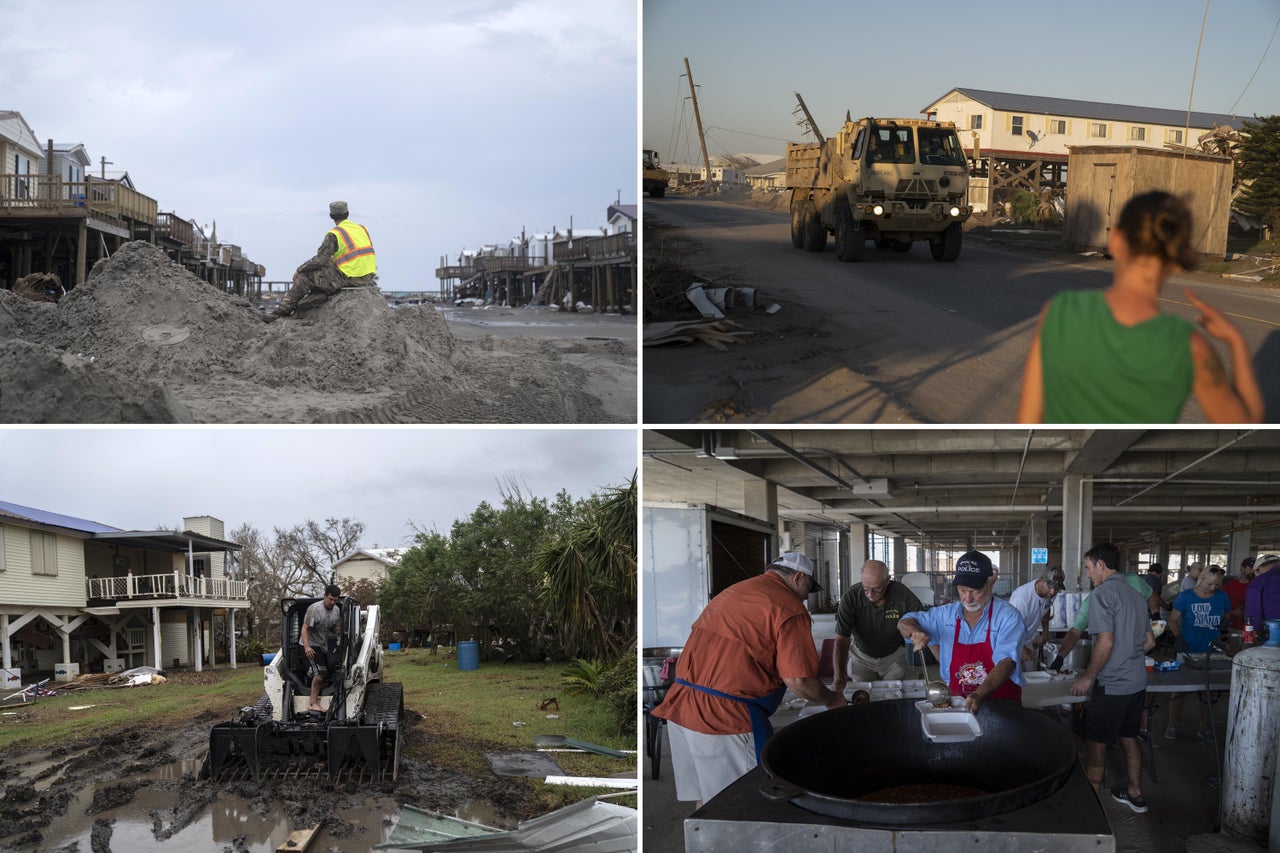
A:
[919, 648, 951, 708]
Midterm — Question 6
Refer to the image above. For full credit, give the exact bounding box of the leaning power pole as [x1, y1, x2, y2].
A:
[684, 57, 714, 186]
[793, 92, 824, 144]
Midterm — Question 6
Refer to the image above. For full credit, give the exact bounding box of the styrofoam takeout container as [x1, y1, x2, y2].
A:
[916, 698, 982, 743]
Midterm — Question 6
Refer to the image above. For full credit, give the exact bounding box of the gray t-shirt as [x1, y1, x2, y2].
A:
[1088, 573, 1149, 694]
[303, 600, 341, 651]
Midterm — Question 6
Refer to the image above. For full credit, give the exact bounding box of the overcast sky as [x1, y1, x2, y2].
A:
[0, 428, 636, 550]
[644, 0, 1280, 164]
[1, 0, 636, 291]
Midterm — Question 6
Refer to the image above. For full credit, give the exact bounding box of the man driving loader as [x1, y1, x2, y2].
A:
[300, 584, 343, 712]
[264, 200, 377, 322]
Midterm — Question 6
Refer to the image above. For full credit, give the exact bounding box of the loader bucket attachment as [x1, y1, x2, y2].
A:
[328, 725, 383, 782]
[209, 721, 270, 782]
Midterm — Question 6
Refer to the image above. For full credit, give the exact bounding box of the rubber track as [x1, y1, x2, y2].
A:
[362, 681, 402, 727]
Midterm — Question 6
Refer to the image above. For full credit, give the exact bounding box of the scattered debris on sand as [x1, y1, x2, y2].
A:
[0, 242, 634, 423]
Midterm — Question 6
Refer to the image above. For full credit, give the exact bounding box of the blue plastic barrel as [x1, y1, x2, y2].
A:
[458, 641, 479, 671]
[388, 643, 402, 651]
[262, 653, 276, 665]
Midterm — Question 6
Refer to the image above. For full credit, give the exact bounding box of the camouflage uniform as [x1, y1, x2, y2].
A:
[271, 202, 377, 318]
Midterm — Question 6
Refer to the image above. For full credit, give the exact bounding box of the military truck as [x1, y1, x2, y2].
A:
[643, 149, 670, 198]
[786, 118, 971, 261]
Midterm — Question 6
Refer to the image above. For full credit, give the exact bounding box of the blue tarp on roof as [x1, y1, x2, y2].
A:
[0, 500, 120, 534]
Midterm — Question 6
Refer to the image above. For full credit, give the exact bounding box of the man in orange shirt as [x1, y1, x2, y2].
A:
[651, 552, 848, 806]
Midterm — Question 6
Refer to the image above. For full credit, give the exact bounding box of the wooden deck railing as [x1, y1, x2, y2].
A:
[0, 173, 158, 224]
[157, 212, 195, 245]
[86, 572, 249, 602]
[556, 231, 636, 262]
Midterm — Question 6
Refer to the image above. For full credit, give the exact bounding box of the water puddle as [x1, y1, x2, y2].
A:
[9, 756, 401, 853]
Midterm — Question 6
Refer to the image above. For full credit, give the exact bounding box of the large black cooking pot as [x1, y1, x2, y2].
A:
[760, 699, 1076, 825]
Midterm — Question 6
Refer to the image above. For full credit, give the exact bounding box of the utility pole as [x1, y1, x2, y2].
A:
[684, 57, 713, 187]
[99, 156, 113, 179]
[793, 92, 824, 144]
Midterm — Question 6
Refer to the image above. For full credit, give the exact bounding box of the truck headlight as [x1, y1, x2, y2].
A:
[949, 206, 961, 217]
[873, 204, 885, 216]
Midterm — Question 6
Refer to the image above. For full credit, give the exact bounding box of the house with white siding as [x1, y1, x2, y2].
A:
[0, 110, 43, 202]
[920, 88, 1247, 214]
[923, 87, 1246, 160]
[41, 143, 91, 200]
[0, 500, 247, 688]
[332, 548, 402, 587]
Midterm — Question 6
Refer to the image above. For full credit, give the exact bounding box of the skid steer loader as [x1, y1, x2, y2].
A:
[207, 595, 402, 784]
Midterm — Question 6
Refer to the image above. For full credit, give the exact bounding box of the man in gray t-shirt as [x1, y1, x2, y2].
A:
[1070, 543, 1156, 814]
[301, 585, 343, 712]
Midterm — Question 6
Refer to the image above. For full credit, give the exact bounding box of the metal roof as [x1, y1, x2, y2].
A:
[0, 499, 120, 534]
[92, 530, 242, 553]
[0, 500, 239, 552]
[934, 88, 1248, 131]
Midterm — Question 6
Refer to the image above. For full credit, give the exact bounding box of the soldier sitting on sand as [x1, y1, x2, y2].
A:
[264, 200, 378, 323]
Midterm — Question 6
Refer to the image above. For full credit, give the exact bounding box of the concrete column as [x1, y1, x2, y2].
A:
[1030, 516, 1050, 584]
[892, 536, 908, 578]
[1061, 474, 1092, 592]
[151, 607, 161, 668]
[838, 530, 853, 591]
[193, 609, 203, 673]
[60, 628, 71, 665]
[848, 524, 868, 577]
[1, 615, 10, 671]
[1229, 522, 1253, 575]
[743, 480, 778, 528]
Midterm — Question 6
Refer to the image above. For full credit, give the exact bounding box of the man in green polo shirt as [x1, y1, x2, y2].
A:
[831, 560, 924, 692]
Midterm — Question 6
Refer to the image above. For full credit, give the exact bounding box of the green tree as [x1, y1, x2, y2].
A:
[535, 474, 637, 660]
[1009, 188, 1061, 228]
[1236, 115, 1280, 236]
[379, 530, 457, 646]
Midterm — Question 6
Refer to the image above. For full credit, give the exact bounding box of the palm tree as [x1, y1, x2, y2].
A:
[535, 474, 637, 660]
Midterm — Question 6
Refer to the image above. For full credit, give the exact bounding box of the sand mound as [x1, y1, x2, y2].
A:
[0, 241, 631, 423]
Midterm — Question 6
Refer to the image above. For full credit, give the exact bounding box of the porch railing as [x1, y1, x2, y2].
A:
[0, 173, 158, 224]
[86, 572, 249, 602]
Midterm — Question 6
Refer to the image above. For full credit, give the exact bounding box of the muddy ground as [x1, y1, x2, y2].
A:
[0, 681, 546, 852]
[0, 241, 636, 424]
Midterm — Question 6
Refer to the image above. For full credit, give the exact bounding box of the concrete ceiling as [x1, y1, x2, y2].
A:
[643, 429, 1280, 554]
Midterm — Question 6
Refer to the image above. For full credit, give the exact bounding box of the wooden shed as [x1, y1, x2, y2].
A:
[1062, 145, 1233, 260]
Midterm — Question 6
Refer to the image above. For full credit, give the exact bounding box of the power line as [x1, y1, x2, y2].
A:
[1228, 11, 1280, 115]
[703, 125, 791, 143]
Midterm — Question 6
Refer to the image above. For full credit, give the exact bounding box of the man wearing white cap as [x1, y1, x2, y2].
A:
[652, 551, 848, 806]
[265, 200, 378, 322]
[1008, 567, 1065, 665]
[1245, 554, 1280, 638]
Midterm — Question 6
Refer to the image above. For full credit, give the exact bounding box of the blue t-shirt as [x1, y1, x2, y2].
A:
[1172, 588, 1230, 653]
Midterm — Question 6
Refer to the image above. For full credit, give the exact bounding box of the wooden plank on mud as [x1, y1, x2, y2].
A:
[276, 824, 320, 852]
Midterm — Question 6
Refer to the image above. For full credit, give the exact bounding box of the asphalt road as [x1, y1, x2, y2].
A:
[643, 196, 1280, 424]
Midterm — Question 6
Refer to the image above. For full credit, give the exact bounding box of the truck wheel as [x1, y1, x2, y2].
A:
[930, 223, 962, 262]
[802, 204, 827, 252]
[834, 204, 865, 261]
[790, 203, 806, 249]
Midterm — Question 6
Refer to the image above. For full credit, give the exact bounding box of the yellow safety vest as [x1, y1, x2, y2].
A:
[328, 220, 376, 278]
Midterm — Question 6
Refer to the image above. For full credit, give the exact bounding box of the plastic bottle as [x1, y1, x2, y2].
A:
[1244, 618, 1256, 645]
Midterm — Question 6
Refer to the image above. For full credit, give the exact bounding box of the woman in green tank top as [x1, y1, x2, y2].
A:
[1017, 192, 1262, 424]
